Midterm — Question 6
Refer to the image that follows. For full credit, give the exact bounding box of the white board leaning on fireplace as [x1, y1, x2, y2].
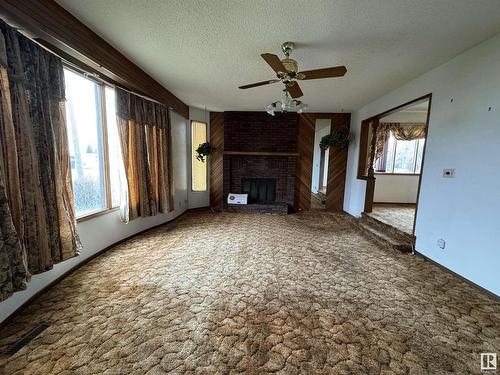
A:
[227, 193, 248, 205]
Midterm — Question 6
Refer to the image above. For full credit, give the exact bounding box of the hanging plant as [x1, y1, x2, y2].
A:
[195, 142, 215, 162]
[320, 127, 350, 150]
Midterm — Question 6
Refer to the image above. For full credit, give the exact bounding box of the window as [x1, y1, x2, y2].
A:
[104, 86, 122, 207]
[375, 131, 425, 174]
[191, 121, 207, 191]
[64, 67, 122, 218]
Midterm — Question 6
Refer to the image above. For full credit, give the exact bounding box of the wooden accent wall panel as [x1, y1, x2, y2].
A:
[294, 114, 316, 211]
[325, 113, 351, 211]
[0, 0, 189, 118]
[209, 112, 224, 210]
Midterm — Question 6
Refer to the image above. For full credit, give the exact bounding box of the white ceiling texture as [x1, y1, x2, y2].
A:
[57, 0, 500, 113]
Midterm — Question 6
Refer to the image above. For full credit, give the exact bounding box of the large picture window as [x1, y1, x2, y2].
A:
[191, 121, 207, 191]
[64, 67, 121, 218]
[375, 131, 425, 174]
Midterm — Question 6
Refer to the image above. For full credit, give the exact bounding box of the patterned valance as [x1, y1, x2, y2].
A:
[116, 88, 169, 129]
[375, 122, 427, 161]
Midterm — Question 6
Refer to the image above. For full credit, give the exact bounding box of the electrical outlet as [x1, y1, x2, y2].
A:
[437, 239, 446, 249]
[443, 169, 455, 178]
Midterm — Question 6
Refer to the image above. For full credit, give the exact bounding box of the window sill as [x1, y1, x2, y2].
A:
[77, 207, 120, 223]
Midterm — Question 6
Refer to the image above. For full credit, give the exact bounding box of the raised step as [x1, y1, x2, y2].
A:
[362, 213, 415, 242]
[358, 213, 414, 253]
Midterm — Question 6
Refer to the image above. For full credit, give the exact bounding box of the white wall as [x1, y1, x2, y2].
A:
[381, 109, 428, 123]
[0, 111, 189, 323]
[311, 120, 331, 193]
[344, 33, 500, 295]
[323, 150, 329, 189]
[187, 107, 210, 209]
[373, 174, 419, 203]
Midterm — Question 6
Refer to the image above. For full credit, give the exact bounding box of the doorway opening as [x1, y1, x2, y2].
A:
[357, 94, 431, 237]
[311, 119, 331, 209]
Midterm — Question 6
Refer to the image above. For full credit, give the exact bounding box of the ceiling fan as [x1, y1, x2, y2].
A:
[238, 41, 347, 99]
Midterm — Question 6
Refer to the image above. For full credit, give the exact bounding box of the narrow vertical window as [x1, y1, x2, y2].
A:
[191, 121, 207, 191]
[65, 68, 106, 216]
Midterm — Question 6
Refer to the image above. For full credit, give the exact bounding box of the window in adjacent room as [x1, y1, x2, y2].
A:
[374, 131, 425, 174]
[64, 67, 122, 218]
[191, 121, 207, 191]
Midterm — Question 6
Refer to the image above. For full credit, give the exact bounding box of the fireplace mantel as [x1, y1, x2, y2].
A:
[223, 151, 299, 157]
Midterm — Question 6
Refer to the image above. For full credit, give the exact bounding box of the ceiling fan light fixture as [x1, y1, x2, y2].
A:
[281, 58, 298, 73]
[296, 102, 308, 114]
[265, 93, 307, 116]
[265, 103, 277, 116]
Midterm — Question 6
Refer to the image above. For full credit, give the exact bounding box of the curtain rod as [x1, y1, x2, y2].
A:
[16, 27, 172, 110]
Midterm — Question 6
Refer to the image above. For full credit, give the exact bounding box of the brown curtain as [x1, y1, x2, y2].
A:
[116, 88, 174, 222]
[0, 19, 79, 301]
[375, 122, 427, 161]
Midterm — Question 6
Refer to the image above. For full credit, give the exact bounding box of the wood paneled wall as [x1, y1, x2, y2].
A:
[0, 0, 189, 117]
[295, 113, 351, 212]
[294, 114, 316, 211]
[209, 112, 224, 210]
[325, 114, 351, 211]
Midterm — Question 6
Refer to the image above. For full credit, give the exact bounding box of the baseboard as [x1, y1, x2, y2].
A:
[414, 251, 499, 301]
[0, 208, 192, 331]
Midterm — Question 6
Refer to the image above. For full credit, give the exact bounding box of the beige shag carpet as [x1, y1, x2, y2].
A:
[370, 204, 416, 234]
[0, 210, 499, 374]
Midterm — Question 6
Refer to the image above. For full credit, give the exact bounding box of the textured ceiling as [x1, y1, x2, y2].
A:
[56, 0, 500, 112]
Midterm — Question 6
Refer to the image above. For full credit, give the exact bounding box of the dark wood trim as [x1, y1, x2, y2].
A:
[223, 151, 299, 157]
[0, 209, 192, 330]
[0, 0, 189, 118]
[209, 112, 224, 210]
[357, 94, 432, 233]
[367, 118, 379, 179]
[295, 113, 316, 211]
[357, 175, 372, 181]
[324, 113, 351, 212]
[415, 251, 499, 301]
[357, 119, 371, 178]
[364, 177, 376, 213]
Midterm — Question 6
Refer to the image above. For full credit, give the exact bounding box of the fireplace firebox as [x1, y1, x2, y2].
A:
[241, 178, 276, 203]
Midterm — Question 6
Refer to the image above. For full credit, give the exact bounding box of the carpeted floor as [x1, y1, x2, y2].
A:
[0, 210, 499, 374]
[370, 204, 416, 234]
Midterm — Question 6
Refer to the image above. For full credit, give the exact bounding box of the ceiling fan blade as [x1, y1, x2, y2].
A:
[261, 53, 287, 73]
[239, 79, 280, 89]
[298, 66, 347, 80]
[287, 81, 303, 98]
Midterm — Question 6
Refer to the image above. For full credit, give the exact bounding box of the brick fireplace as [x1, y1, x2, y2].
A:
[222, 112, 298, 212]
[209, 111, 351, 212]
